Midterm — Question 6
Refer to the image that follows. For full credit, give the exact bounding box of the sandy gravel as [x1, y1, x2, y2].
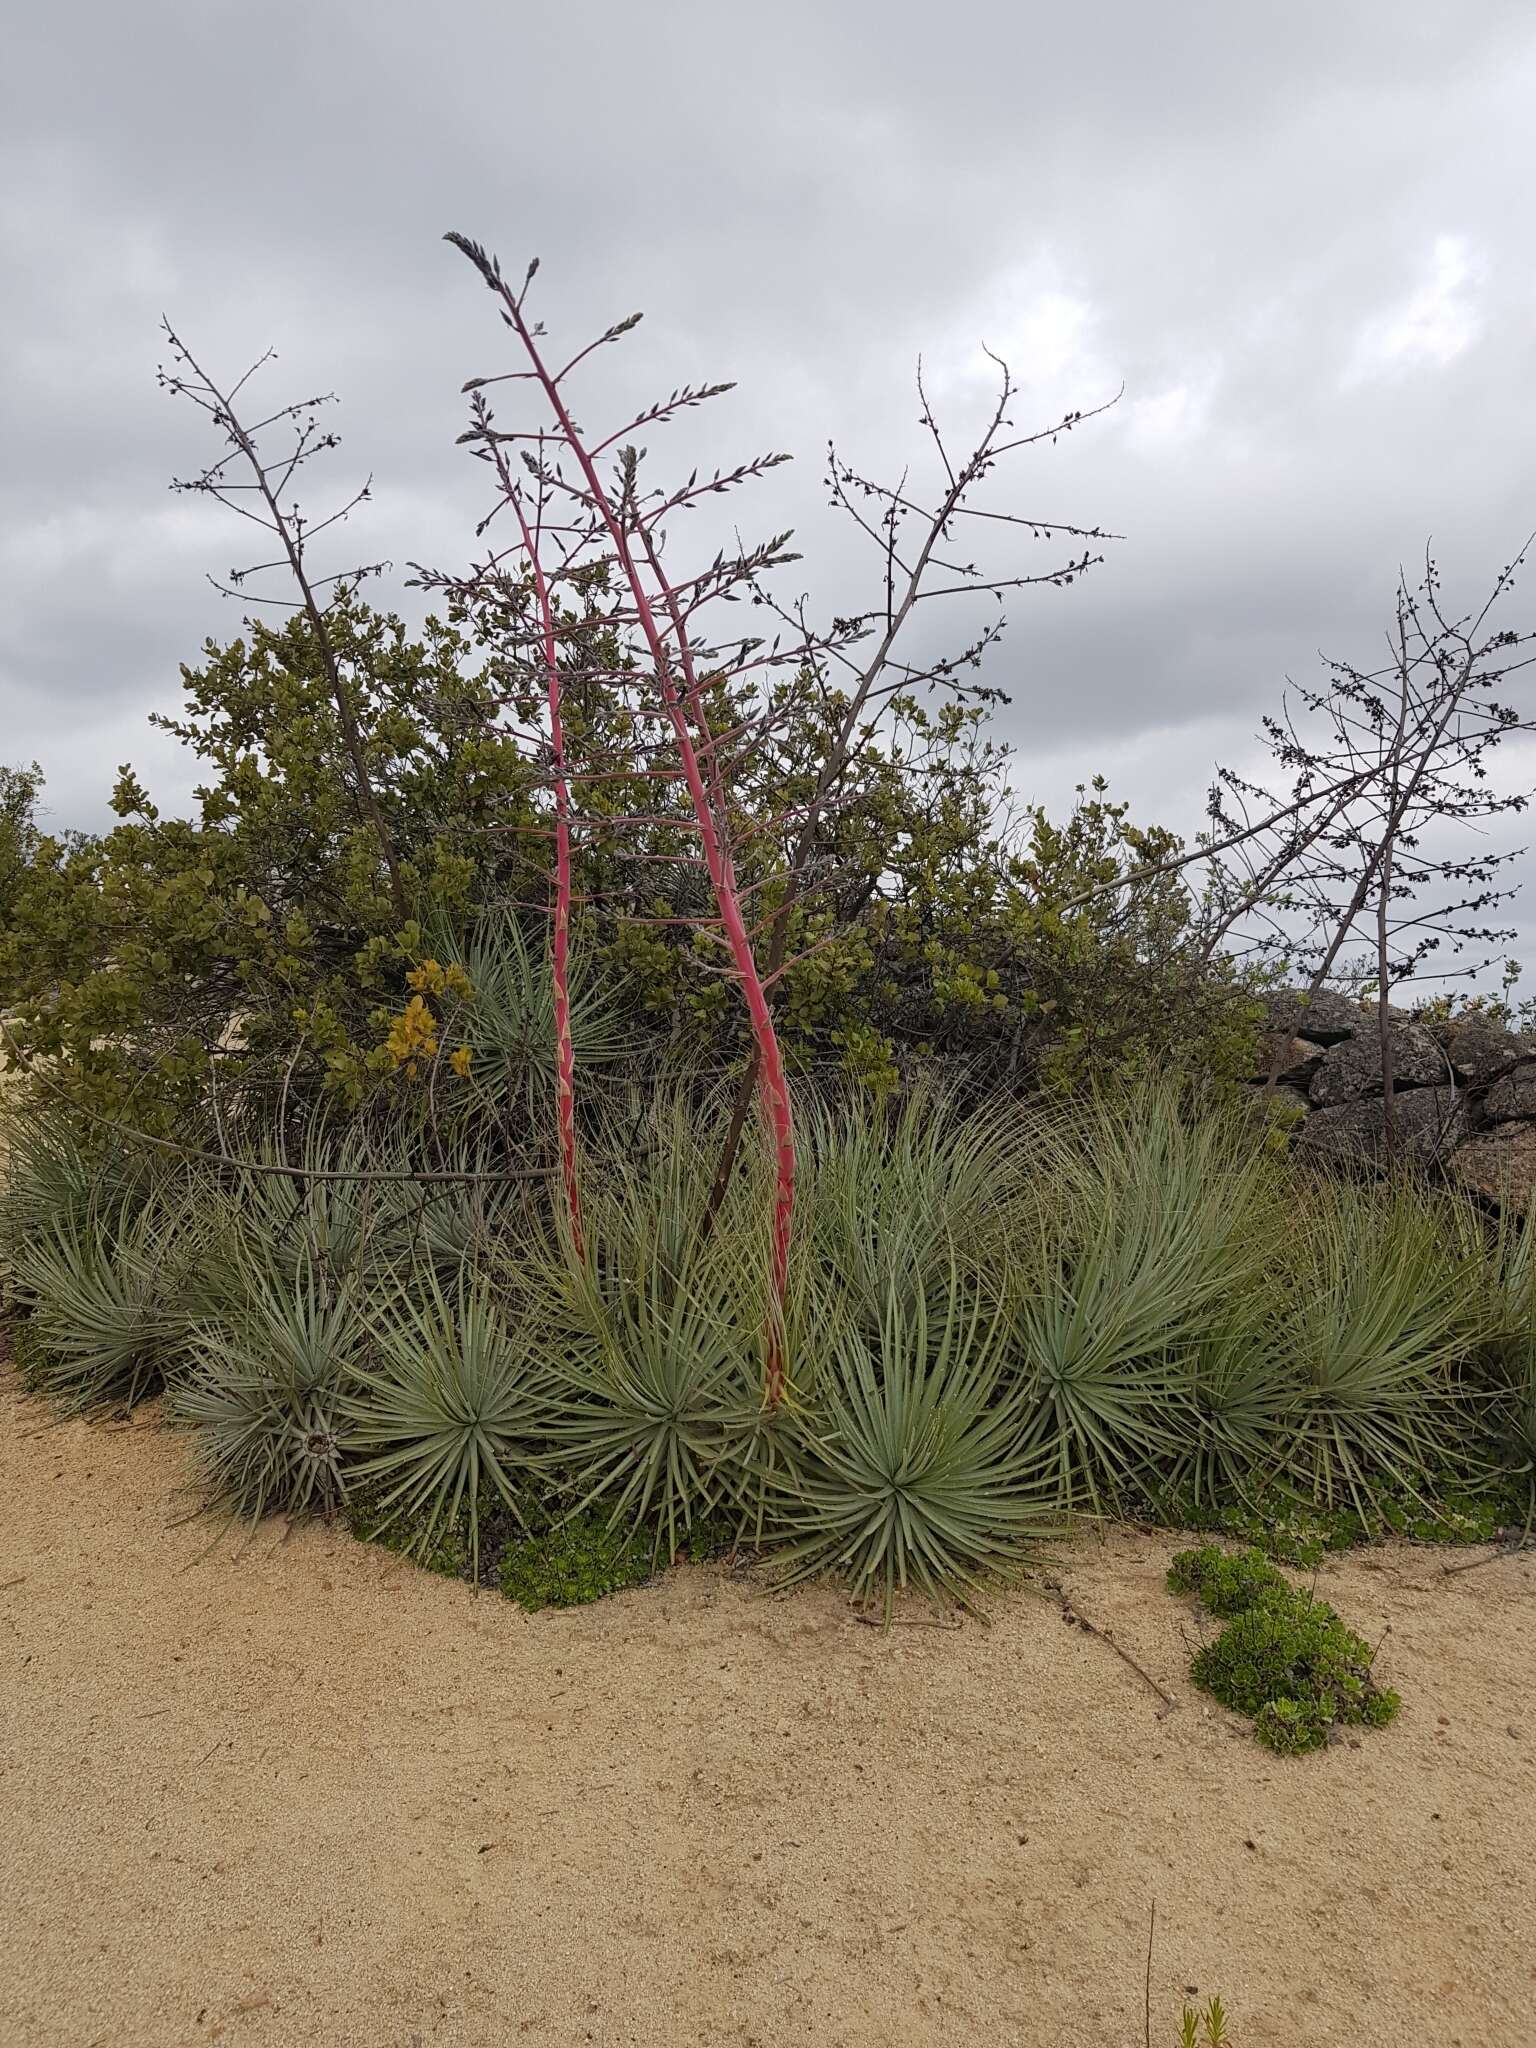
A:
[2, 1372, 1533, 2048]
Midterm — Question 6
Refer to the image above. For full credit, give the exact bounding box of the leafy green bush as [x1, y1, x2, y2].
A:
[1150, 1472, 1525, 1567]
[0, 600, 542, 1130]
[1167, 1543, 1292, 1618]
[0, 592, 1265, 1143]
[1169, 1544, 1401, 1754]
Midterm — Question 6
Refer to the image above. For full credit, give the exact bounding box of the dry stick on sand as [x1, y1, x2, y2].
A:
[1043, 1578, 1179, 1715]
[1440, 1536, 1536, 1577]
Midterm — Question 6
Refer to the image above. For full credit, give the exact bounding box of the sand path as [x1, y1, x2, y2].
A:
[2, 1373, 1534, 2047]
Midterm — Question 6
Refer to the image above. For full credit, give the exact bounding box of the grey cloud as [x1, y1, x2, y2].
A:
[5, 0, 1536, 988]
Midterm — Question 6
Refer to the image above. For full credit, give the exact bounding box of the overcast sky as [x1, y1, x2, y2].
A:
[5, 0, 1536, 974]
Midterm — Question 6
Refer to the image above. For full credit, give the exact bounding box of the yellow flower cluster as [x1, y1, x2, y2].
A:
[406, 958, 473, 1000]
[380, 960, 476, 1080]
[384, 994, 438, 1070]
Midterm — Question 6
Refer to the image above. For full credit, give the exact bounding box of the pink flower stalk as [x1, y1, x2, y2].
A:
[510, 490, 583, 1262]
[449, 234, 795, 1401]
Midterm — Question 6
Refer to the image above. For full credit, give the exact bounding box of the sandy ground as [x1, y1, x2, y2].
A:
[2, 1373, 1534, 2048]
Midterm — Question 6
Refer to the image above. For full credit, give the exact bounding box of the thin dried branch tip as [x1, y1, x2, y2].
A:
[158, 320, 408, 917]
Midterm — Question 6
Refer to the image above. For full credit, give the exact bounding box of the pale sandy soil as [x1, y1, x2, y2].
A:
[2, 1372, 1534, 2048]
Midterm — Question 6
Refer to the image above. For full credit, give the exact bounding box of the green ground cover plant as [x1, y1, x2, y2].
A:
[497, 1512, 653, 1612]
[1168, 1544, 1401, 1754]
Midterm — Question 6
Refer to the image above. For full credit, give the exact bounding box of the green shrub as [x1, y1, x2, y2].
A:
[799, 1085, 1026, 1323]
[527, 1106, 773, 1558]
[498, 1512, 652, 1611]
[1274, 1180, 1485, 1517]
[1176, 1996, 1230, 2048]
[436, 908, 635, 1124]
[343, 1479, 478, 1578]
[4, 1074, 1526, 1612]
[1170, 1543, 1400, 1754]
[1, 1106, 157, 1308]
[193, 1130, 418, 1307]
[1475, 1208, 1536, 1515]
[1008, 1091, 1281, 1510]
[1150, 1474, 1524, 1567]
[1166, 1543, 1292, 1618]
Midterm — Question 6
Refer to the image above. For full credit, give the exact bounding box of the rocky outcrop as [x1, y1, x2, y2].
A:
[1308, 1024, 1446, 1107]
[1258, 987, 1536, 1207]
[1242, 1081, 1311, 1120]
[1251, 1034, 1326, 1090]
[1480, 1065, 1536, 1123]
[1294, 1088, 1468, 1173]
[1261, 989, 1370, 1045]
[1450, 1123, 1536, 1213]
[1438, 1014, 1536, 1083]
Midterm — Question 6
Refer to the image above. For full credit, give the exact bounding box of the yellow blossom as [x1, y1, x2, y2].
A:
[384, 994, 439, 1068]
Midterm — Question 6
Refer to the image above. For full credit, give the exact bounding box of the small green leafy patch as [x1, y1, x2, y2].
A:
[1150, 1472, 1524, 1569]
[1177, 1994, 1230, 2047]
[344, 1481, 475, 1579]
[1169, 1544, 1400, 1755]
[1166, 1543, 1291, 1618]
[498, 1512, 652, 1611]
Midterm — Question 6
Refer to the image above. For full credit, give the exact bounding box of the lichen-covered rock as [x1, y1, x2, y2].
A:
[1479, 1063, 1536, 1123]
[1308, 1024, 1445, 1107]
[1262, 988, 1368, 1045]
[1251, 1034, 1326, 1089]
[1294, 1087, 1468, 1171]
[1451, 1122, 1536, 1212]
[1437, 1014, 1536, 1084]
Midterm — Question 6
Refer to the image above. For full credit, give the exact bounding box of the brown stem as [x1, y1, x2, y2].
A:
[1377, 858, 1397, 1159]
[700, 387, 1024, 1233]
[170, 334, 408, 922]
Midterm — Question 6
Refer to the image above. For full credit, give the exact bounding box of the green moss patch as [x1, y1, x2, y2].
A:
[1168, 1544, 1401, 1755]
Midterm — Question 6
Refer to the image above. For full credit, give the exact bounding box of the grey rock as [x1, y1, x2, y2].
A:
[1262, 988, 1368, 1045]
[1451, 1122, 1536, 1213]
[1250, 1033, 1326, 1088]
[1479, 1064, 1536, 1123]
[1295, 1088, 1468, 1172]
[1436, 1014, 1536, 1084]
[1308, 1024, 1446, 1107]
